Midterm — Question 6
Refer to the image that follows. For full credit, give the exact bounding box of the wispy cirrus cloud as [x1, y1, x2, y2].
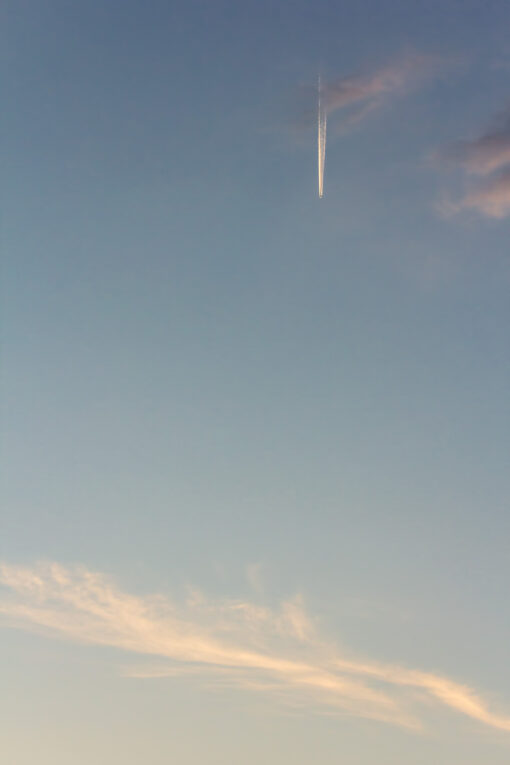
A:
[442, 170, 510, 219]
[1, 561, 509, 734]
[436, 105, 510, 218]
[320, 51, 453, 131]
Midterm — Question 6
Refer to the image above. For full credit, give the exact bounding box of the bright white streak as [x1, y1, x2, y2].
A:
[318, 76, 327, 198]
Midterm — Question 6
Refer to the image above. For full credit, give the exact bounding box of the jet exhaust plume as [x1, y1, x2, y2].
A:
[313, 53, 451, 198]
[318, 76, 327, 198]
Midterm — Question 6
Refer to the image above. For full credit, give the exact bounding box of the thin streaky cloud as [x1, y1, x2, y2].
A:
[1, 562, 509, 733]
[335, 658, 510, 732]
[438, 107, 510, 176]
[321, 51, 453, 130]
[435, 104, 510, 218]
[440, 171, 510, 219]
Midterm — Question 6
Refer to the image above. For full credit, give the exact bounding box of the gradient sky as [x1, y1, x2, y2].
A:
[2, 1, 510, 763]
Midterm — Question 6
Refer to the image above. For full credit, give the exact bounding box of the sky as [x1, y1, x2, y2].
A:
[2, 1, 510, 762]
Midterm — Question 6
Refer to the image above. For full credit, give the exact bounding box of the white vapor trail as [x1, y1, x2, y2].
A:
[318, 75, 327, 198]
[312, 53, 451, 197]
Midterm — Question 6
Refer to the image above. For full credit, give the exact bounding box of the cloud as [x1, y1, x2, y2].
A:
[335, 658, 510, 732]
[435, 105, 510, 218]
[321, 52, 450, 131]
[1, 561, 510, 734]
[439, 108, 510, 176]
[440, 171, 510, 219]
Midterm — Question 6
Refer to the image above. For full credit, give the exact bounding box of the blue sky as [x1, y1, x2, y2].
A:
[2, 1, 510, 762]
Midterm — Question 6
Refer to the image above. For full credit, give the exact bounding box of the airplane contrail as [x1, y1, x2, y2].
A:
[318, 75, 327, 198]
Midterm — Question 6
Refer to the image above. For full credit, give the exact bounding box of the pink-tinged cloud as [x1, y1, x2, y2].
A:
[442, 171, 510, 218]
[1, 561, 510, 734]
[322, 52, 449, 128]
[435, 105, 510, 219]
[439, 109, 510, 176]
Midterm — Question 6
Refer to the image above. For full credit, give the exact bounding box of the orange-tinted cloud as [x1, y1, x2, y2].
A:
[1, 561, 509, 734]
